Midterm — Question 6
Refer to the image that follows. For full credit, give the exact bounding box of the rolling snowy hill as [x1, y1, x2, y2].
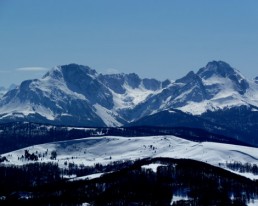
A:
[2, 135, 258, 180]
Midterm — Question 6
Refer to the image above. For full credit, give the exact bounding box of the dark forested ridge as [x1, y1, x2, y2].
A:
[128, 107, 258, 146]
[0, 158, 257, 205]
[0, 122, 251, 154]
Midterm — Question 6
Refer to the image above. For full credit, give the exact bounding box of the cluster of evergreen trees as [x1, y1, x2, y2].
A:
[0, 158, 257, 205]
[227, 161, 258, 175]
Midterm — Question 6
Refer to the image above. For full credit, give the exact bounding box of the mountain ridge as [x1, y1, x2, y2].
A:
[1, 61, 258, 144]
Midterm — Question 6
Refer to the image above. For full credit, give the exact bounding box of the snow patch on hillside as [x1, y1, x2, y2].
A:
[0, 101, 56, 120]
[142, 163, 166, 172]
[94, 104, 122, 127]
[111, 84, 155, 109]
[69, 172, 106, 182]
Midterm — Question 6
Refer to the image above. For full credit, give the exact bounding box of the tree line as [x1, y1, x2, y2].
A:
[0, 158, 258, 205]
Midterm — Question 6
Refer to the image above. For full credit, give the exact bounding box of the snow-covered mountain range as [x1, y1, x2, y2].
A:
[0, 61, 258, 144]
[0, 64, 168, 126]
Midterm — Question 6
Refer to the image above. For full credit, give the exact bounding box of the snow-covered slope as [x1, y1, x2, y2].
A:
[0, 61, 258, 129]
[132, 61, 258, 117]
[2, 135, 258, 180]
[0, 64, 165, 126]
[181, 61, 257, 114]
[0, 66, 106, 126]
[127, 61, 258, 145]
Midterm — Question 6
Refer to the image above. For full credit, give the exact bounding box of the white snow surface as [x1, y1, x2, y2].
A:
[178, 76, 258, 115]
[94, 104, 122, 127]
[0, 70, 88, 120]
[2, 135, 258, 180]
[171, 195, 190, 205]
[111, 82, 155, 109]
[0, 101, 56, 120]
[69, 172, 106, 182]
[141, 163, 166, 172]
[247, 199, 258, 206]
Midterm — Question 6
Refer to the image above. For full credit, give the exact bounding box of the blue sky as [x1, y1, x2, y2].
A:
[0, 0, 258, 87]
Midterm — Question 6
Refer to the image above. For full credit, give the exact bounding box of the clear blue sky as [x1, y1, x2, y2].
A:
[0, 0, 258, 87]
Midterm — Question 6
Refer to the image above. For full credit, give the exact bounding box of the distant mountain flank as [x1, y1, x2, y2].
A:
[0, 84, 16, 98]
[0, 87, 5, 98]
[0, 61, 258, 145]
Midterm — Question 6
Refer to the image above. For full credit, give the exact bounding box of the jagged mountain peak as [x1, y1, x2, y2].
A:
[99, 71, 162, 95]
[59, 63, 97, 76]
[175, 71, 201, 84]
[124, 73, 141, 89]
[161, 79, 171, 88]
[197, 61, 242, 79]
[197, 61, 249, 95]
[43, 64, 97, 80]
[0, 61, 257, 128]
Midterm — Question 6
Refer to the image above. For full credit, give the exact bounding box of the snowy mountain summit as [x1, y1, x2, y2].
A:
[0, 61, 258, 134]
[197, 61, 249, 95]
[126, 61, 258, 119]
[0, 64, 165, 126]
[175, 61, 255, 114]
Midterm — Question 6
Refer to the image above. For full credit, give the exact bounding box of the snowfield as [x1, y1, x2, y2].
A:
[2, 135, 258, 180]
